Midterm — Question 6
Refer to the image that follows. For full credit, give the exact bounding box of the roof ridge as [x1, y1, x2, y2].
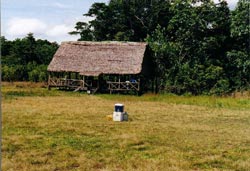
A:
[61, 41, 147, 46]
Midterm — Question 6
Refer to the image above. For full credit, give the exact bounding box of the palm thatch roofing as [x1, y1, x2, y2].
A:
[48, 41, 148, 76]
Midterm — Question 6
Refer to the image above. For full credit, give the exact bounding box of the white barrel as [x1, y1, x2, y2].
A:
[113, 112, 123, 121]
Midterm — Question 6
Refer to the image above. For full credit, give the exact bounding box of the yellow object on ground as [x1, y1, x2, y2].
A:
[106, 114, 113, 121]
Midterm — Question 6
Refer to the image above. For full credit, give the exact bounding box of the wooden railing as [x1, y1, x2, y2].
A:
[106, 81, 140, 93]
[48, 77, 140, 94]
[48, 77, 89, 91]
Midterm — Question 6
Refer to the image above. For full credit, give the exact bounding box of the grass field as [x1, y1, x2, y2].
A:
[2, 82, 250, 171]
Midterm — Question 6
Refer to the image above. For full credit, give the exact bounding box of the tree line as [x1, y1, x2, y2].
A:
[70, 0, 249, 95]
[1, 33, 59, 82]
[1, 0, 249, 95]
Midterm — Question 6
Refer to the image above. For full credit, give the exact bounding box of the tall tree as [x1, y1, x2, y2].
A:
[70, 0, 172, 41]
[226, 0, 250, 90]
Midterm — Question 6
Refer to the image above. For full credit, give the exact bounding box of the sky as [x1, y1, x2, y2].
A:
[1, 0, 108, 43]
[1, 0, 238, 43]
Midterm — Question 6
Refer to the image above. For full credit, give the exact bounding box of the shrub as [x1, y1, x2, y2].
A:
[28, 65, 48, 82]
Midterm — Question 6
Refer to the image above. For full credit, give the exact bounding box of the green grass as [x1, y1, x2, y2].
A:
[2, 82, 250, 171]
[99, 93, 250, 110]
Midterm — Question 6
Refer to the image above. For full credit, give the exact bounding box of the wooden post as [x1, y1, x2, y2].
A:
[48, 72, 51, 90]
[118, 75, 121, 89]
[82, 75, 85, 89]
[109, 82, 112, 94]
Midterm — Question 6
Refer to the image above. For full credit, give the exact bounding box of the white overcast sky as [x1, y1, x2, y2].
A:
[1, 0, 238, 43]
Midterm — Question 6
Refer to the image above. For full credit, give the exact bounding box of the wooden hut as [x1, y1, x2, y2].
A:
[47, 41, 150, 94]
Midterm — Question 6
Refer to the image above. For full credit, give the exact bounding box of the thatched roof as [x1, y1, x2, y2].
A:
[48, 41, 147, 76]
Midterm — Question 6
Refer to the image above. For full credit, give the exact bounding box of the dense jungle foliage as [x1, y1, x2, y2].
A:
[1, 33, 59, 82]
[70, 0, 250, 95]
[1, 0, 249, 95]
